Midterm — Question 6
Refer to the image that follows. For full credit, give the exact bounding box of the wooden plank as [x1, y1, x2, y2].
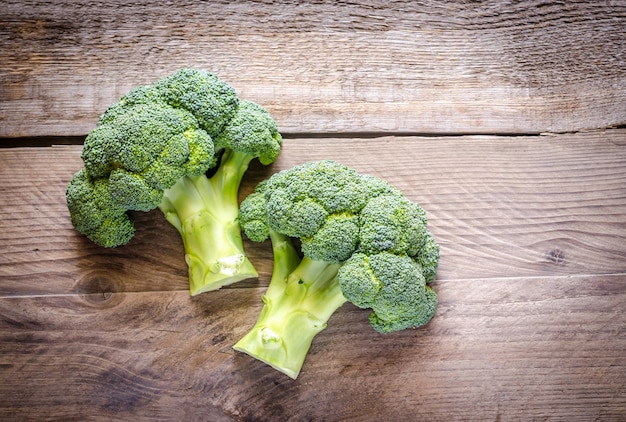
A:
[2, 130, 626, 296]
[0, 274, 623, 420]
[1, 0, 625, 138]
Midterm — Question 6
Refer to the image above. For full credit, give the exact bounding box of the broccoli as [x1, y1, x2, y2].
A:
[233, 160, 439, 379]
[66, 68, 282, 295]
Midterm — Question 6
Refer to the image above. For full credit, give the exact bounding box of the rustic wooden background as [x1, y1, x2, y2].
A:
[1, 1, 625, 421]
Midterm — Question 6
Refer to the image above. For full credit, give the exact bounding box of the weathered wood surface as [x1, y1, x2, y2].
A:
[1, 132, 626, 420]
[2, 132, 626, 296]
[1, 0, 626, 137]
[2, 0, 626, 420]
[1, 275, 624, 421]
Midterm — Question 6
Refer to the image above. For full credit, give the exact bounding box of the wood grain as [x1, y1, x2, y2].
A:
[0, 274, 623, 420]
[1, 136, 624, 420]
[1, 0, 625, 138]
[1, 1, 626, 419]
[2, 130, 625, 297]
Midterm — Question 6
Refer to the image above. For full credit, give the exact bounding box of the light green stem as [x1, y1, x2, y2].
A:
[233, 256, 347, 379]
[158, 151, 257, 295]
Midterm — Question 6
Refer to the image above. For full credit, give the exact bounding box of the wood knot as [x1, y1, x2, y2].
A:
[546, 248, 566, 265]
[75, 270, 125, 307]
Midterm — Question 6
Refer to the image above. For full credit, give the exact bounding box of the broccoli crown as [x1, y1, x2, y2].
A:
[215, 100, 283, 166]
[67, 68, 281, 247]
[239, 160, 440, 333]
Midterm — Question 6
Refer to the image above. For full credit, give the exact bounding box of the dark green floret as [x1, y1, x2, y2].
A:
[234, 160, 439, 379]
[66, 68, 282, 295]
[65, 169, 135, 248]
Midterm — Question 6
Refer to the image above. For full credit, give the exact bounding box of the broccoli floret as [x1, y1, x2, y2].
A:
[233, 160, 439, 379]
[65, 169, 135, 247]
[340, 251, 438, 333]
[66, 68, 282, 295]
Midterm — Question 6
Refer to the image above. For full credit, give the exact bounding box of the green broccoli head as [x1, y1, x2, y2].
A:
[67, 68, 280, 249]
[339, 252, 438, 333]
[239, 160, 440, 333]
[240, 160, 434, 260]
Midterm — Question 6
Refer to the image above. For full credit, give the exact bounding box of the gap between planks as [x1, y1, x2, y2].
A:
[1, 272, 624, 301]
[0, 129, 612, 148]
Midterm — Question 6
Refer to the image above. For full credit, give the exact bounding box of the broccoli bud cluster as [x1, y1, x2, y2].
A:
[239, 160, 439, 334]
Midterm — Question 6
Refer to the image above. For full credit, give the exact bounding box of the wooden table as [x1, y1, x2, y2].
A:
[1, 1, 625, 420]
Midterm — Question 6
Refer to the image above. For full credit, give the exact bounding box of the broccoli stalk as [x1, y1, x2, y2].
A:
[234, 230, 345, 379]
[157, 153, 258, 294]
[235, 160, 440, 378]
